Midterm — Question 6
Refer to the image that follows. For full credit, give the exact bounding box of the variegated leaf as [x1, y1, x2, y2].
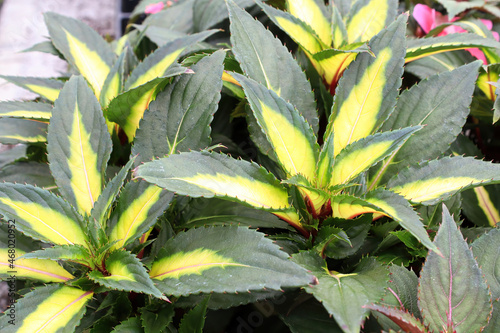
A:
[331, 5, 348, 48]
[235, 74, 319, 180]
[88, 250, 166, 299]
[44, 12, 116, 97]
[19, 244, 90, 265]
[0, 75, 63, 102]
[135, 151, 305, 233]
[107, 180, 173, 250]
[0, 183, 87, 246]
[125, 31, 216, 90]
[316, 132, 335, 188]
[149, 226, 314, 296]
[99, 50, 126, 108]
[371, 62, 481, 187]
[345, 0, 397, 44]
[0, 118, 47, 144]
[0, 284, 93, 333]
[406, 33, 500, 62]
[328, 14, 407, 156]
[387, 156, 500, 205]
[330, 127, 420, 186]
[228, 0, 318, 132]
[106, 76, 176, 141]
[258, 2, 326, 54]
[477, 64, 500, 101]
[91, 158, 135, 228]
[47, 76, 112, 215]
[285, 0, 332, 47]
[132, 50, 225, 163]
[0, 248, 74, 282]
[330, 189, 437, 252]
[311, 43, 371, 94]
[367, 304, 427, 333]
[0, 101, 52, 120]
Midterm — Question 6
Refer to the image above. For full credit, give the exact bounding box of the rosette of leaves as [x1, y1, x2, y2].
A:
[134, 2, 500, 331]
[0, 72, 314, 332]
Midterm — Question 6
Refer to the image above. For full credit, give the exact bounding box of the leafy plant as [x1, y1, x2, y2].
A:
[1, 0, 500, 332]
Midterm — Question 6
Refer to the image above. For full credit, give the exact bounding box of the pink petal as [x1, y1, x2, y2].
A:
[480, 19, 493, 30]
[493, 31, 500, 41]
[413, 4, 437, 33]
[145, 2, 165, 14]
[467, 48, 487, 63]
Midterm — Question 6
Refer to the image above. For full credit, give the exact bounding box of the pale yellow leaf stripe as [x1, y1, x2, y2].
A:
[259, 101, 316, 179]
[275, 16, 324, 54]
[331, 141, 393, 186]
[347, 0, 389, 43]
[168, 174, 289, 209]
[67, 103, 102, 215]
[64, 28, 110, 96]
[0, 198, 87, 245]
[333, 48, 391, 156]
[473, 187, 500, 227]
[19, 287, 93, 333]
[391, 177, 478, 203]
[0, 249, 74, 282]
[150, 248, 249, 280]
[286, 0, 331, 46]
[109, 185, 162, 250]
[25, 85, 60, 102]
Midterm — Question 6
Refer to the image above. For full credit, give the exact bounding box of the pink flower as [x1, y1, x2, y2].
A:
[413, 4, 500, 63]
[145, 2, 165, 14]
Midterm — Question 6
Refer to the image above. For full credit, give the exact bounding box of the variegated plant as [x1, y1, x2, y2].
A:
[2, 0, 500, 332]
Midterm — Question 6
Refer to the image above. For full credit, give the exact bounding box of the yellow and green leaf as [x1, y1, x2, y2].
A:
[0, 183, 87, 246]
[406, 33, 500, 63]
[88, 250, 166, 299]
[331, 6, 348, 48]
[477, 65, 500, 101]
[258, 2, 326, 54]
[331, 189, 437, 252]
[132, 51, 225, 162]
[135, 151, 306, 233]
[108, 180, 173, 250]
[228, 0, 318, 132]
[345, 0, 397, 44]
[99, 51, 126, 108]
[125, 31, 216, 90]
[235, 74, 318, 180]
[47, 76, 112, 215]
[0, 119, 47, 144]
[0, 284, 93, 333]
[0, 248, 74, 282]
[388, 156, 500, 205]
[44, 12, 116, 97]
[0, 101, 52, 120]
[311, 43, 371, 94]
[285, 0, 332, 47]
[108, 32, 216, 140]
[0, 75, 63, 102]
[316, 133, 335, 188]
[149, 226, 314, 296]
[328, 15, 407, 156]
[330, 127, 420, 186]
[283, 175, 330, 217]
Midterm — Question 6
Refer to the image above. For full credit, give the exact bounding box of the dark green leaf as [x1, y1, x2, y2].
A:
[472, 228, 500, 300]
[418, 205, 492, 332]
[149, 226, 315, 296]
[178, 297, 210, 333]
